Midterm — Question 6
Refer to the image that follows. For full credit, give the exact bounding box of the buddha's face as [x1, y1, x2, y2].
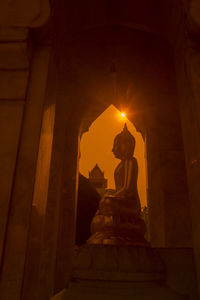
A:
[112, 125, 135, 160]
[112, 138, 127, 159]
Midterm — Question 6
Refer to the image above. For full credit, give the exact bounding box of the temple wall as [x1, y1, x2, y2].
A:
[173, 2, 200, 296]
[158, 248, 198, 300]
[175, 37, 200, 300]
[0, 28, 29, 271]
[0, 0, 49, 28]
[146, 106, 192, 248]
[0, 1, 199, 299]
[0, 28, 51, 299]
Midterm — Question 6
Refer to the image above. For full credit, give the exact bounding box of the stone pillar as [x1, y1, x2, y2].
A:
[146, 131, 165, 247]
[21, 52, 55, 300]
[146, 105, 192, 247]
[176, 36, 200, 296]
[0, 28, 29, 267]
[0, 37, 51, 300]
[32, 51, 87, 298]
[0, 1, 51, 299]
[37, 113, 79, 299]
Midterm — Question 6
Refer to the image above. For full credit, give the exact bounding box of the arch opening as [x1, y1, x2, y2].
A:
[75, 104, 149, 246]
[79, 104, 147, 207]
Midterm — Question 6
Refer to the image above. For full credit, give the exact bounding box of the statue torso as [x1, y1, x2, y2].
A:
[114, 157, 141, 213]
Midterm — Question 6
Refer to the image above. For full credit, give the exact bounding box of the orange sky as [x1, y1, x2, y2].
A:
[79, 105, 147, 207]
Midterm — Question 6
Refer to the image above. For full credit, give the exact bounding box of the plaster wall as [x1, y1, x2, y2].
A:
[176, 36, 200, 298]
[35, 20, 192, 296]
[51, 248, 198, 300]
[0, 27, 51, 299]
[0, 101, 24, 263]
[0, 1, 197, 299]
[0, 0, 50, 28]
[158, 248, 198, 300]
[146, 106, 192, 247]
[0, 28, 29, 272]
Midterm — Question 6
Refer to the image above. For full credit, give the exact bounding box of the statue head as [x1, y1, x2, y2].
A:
[112, 123, 135, 159]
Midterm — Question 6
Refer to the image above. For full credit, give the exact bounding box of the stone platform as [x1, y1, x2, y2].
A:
[51, 245, 188, 300]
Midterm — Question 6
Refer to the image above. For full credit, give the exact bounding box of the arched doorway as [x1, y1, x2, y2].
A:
[79, 104, 147, 207]
[77, 104, 149, 244]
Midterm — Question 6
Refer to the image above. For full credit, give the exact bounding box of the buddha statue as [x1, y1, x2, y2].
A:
[87, 124, 149, 246]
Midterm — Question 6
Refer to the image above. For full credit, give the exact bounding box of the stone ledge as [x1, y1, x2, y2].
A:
[52, 281, 185, 300]
[73, 245, 164, 278]
[72, 270, 164, 282]
[51, 247, 193, 300]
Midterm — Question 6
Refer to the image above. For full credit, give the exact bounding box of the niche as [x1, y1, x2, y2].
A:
[79, 104, 147, 207]
[76, 105, 149, 245]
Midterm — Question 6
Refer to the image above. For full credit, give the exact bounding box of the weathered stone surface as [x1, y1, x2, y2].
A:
[146, 110, 192, 248]
[175, 25, 200, 294]
[0, 0, 50, 28]
[52, 283, 186, 300]
[146, 144, 166, 247]
[73, 246, 92, 270]
[0, 28, 28, 42]
[0, 3, 199, 300]
[0, 101, 24, 264]
[0, 43, 29, 69]
[0, 70, 29, 99]
[158, 248, 198, 300]
[0, 47, 50, 300]
[189, 0, 200, 27]
[21, 102, 55, 300]
[51, 247, 197, 300]
[52, 248, 197, 300]
[73, 245, 164, 281]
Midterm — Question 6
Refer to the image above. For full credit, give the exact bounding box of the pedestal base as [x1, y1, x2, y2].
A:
[52, 281, 186, 300]
[87, 231, 149, 246]
[51, 245, 187, 300]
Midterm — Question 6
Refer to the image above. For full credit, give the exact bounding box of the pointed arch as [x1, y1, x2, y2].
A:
[79, 104, 147, 207]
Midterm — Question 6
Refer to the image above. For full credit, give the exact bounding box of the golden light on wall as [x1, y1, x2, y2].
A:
[79, 105, 147, 207]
